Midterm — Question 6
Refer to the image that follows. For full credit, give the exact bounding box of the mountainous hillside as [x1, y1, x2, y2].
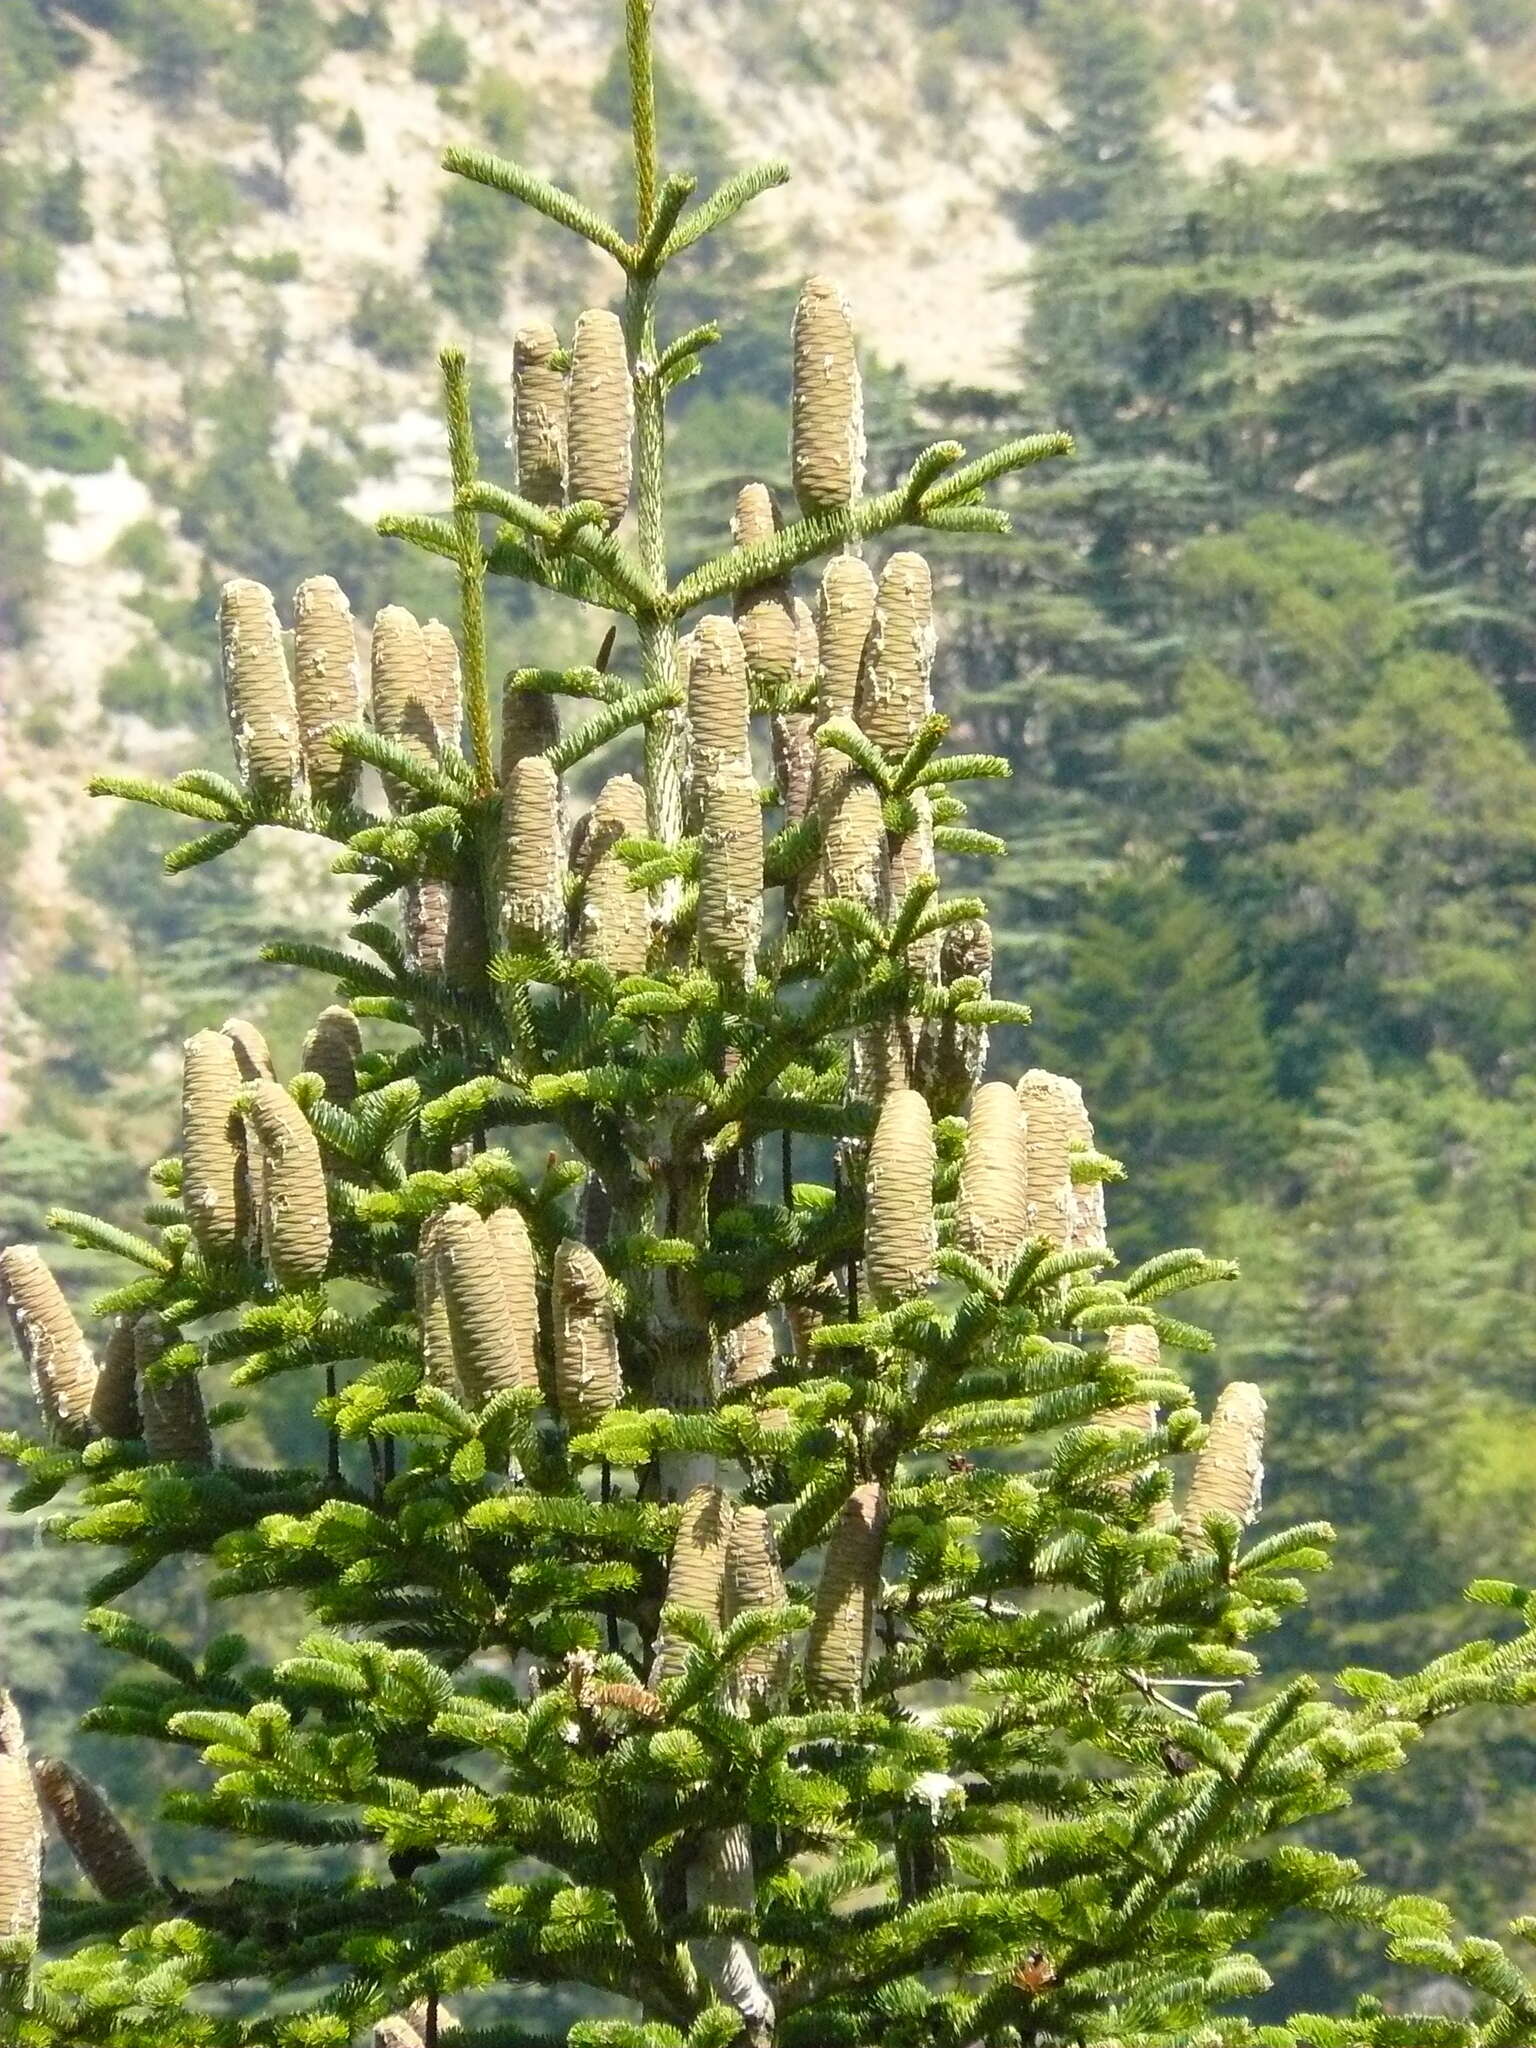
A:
[7, 0, 1536, 1130]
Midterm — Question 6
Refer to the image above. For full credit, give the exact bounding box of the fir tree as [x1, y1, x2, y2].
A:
[10, 8, 1536, 2046]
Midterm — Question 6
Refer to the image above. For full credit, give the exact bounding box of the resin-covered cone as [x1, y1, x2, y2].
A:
[791, 275, 865, 513]
[498, 753, 564, 949]
[243, 1079, 331, 1289]
[0, 1244, 98, 1445]
[433, 1204, 525, 1407]
[91, 1316, 142, 1441]
[551, 1239, 621, 1430]
[0, 1691, 41, 1945]
[732, 482, 796, 689]
[220, 1014, 275, 1082]
[815, 555, 876, 724]
[180, 1028, 249, 1257]
[855, 551, 935, 758]
[574, 774, 649, 976]
[725, 1503, 790, 1698]
[865, 1089, 936, 1308]
[1017, 1069, 1086, 1251]
[370, 604, 440, 805]
[1183, 1382, 1266, 1537]
[651, 1483, 734, 1685]
[807, 1481, 887, 1704]
[922, 917, 993, 1115]
[416, 1213, 457, 1390]
[719, 1313, 775, 1391]
[957, 1081, 1029, 1274]
[34, 1758, 154, 1902]
[301, 1005, 363, 1109]
[422, 618, 464, 755]
[567, 307, 632, 531]
[502, 675, 561, 770]
[136, 1314, 213, 1466]
[1096, 1322, 1160, 1484]
[513, 319, 567, 508]
[219, 577, 301, 800]
[292, 573, 362, 802]
[687, 614, 750, 807]
[485, 1206, 541, 1394]
[822, 770, 887, 911]
[697, 764, 763, 981]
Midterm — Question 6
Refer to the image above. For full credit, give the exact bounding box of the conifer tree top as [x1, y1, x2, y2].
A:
[7, 7, 1536, 2047]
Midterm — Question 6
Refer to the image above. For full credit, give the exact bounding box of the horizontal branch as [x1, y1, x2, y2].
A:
[441, 145, 630, 263]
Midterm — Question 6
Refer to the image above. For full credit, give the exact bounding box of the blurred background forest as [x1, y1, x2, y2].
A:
[6, 0, 1536, 2018]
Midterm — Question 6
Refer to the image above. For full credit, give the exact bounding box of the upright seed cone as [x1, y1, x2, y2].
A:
[790, 275, 865, 513]
[374, 2022, 425, 2048]
[921, 917, 993, 1116]
[887, 789, 940, 975]
[404, 880, 450, 979]
[816, 555, 877, 724]
[370, 605, 439, 805]
[416, 1213, 457, 1389]
[498, 753, 564, 949]
[650, 1483, 734, 1685]
[719, 1313, 775, 1392]
[220, 1015, 276, 1082]
[301, 1006, 363, 1109]
[92, 1316, 142, 1441]
[422, 619, 464, 755]
[292, 574, 362, 802]
[513, 320, 567, 508]
[485, 1206, 541, 1394]
[807, 1481, 887, 1703]
[797, 747, 847, 912]
[551, 1239, 621, 1430]
[822, 771, 887, 910]
[34, 1758, 153, 1902]
[687, 615, 750, 809]
[1096, 1322, 1159, 1488]
[732, 482, 796, 690]
[136, 1314, 213, 1466]
[574, 774, 650, 976]
[219, 577, 302, 800]
[865, 1089, 936, 1308]
[567, 307, 632, 531]
[1016, 1069, 1085, 1251]
[501, 676, 561, 771]
[772, 597, 819, 831]
[957, 1081, 1029, 1274]
[1183, 1382, 1266, 1537]
[697, 765, 764, 982]
[243, 1080, 331, 1289]
[855, 551, 935, 758]
[0, 1691, 41, 1945]
[0, 1245, 98, 1445]
[433, 1204, 524, 1408]
[725, 1504, 790, 1698]
[181, 1028, 249, 1256]
[1064, 1088, 1106, 1255]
